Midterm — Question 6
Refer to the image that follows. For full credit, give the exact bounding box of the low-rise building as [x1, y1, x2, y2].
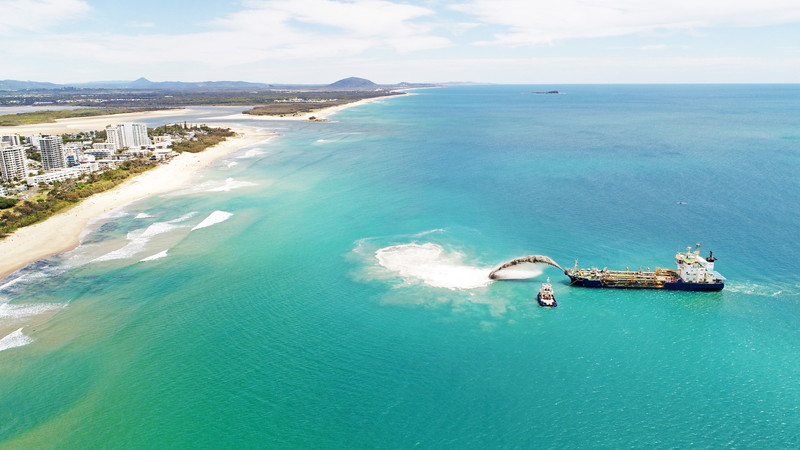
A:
[85, 149, 114, 159]
[96, 159, 122, 171]
[92, 142, 117, 152]
[26, 166, 91, 185]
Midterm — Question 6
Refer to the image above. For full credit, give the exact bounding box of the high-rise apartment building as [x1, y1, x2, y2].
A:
[106, 123, 150, 149]
[0, 145, 28, 182]
[40, 135, 67, 171]
[0, 135, 21, 147]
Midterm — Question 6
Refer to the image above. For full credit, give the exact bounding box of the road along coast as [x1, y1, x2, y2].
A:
[0, 126, 276, 280]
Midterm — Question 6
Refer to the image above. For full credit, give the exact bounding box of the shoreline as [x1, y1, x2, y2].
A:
[205, 93, 403, 122]
[0, 108, 188, 136]
[0, 126, 275, 280]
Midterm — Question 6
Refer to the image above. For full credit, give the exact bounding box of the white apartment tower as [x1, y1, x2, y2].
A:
[106, 123, 150, 149]
[1, 135, 21, 147]
[40, 135, 67, 171]
[0, 145, 28, 182]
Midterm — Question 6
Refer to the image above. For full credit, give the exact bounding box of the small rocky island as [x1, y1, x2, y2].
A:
[532, 91, 560, 94]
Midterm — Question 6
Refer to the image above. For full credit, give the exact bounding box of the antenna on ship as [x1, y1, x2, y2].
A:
[695, 243, 701, 255]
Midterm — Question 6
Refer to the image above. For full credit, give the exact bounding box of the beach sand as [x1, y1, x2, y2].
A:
[0, 95, 401, 280]
[0, 109, 188, 136]
[204, 95, 394, 122]
[0, 126, 276, 280]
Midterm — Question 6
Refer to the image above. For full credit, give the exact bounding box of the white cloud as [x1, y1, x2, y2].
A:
[0, 0, 91, 34]
[453, 0, 800, 45]
[1, 0, 450, 70]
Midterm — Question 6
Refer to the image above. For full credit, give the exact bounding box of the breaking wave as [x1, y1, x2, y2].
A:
[0, 302, 62, 321]
[166, 212, 197, 223]
[134, 213, 153, 219]
[375, 243, 493, 290]
[237, 149, 266, 159]
[140, 250, 169, 262]
[205, 178, 257, 192]
[92, 222, 185, 262]
[192, 211, 233, 231]
[0, 328, 32, 352]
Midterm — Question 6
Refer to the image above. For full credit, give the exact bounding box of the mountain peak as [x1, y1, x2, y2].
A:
[326, 77, 377, 88]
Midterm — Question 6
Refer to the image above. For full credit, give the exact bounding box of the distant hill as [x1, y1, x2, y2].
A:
[69, 77, 272, 90]
[326, 77, 377, 89]
[0, 80, 62, 90]
[0, 77, 273, 91]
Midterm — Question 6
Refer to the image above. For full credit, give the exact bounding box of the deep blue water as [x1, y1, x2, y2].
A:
[1, 85, 800, 448]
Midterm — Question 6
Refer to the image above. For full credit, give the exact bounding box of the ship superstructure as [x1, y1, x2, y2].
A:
[565, 244, 725, 291]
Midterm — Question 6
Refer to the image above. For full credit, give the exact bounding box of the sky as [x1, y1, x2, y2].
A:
[2, 0, 800, 84]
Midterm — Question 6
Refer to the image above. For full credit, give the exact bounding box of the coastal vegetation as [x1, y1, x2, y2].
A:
[0, 90, 401, 111]
[0, 107, 172, 126]
[243, 92, 401, 117]
[0, 160, 156, 237]
[149, 124, 236, 153]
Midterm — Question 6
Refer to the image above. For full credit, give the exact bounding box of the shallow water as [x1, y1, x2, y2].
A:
[1, 86, 800, 448]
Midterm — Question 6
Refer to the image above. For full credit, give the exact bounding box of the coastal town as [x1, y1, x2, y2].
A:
[0, 121, 237, 236]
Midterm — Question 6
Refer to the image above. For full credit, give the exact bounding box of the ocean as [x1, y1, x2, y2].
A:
[1, 85, 799, 448]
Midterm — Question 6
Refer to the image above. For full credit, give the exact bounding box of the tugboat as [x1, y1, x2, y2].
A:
[538, 278, 557, 307]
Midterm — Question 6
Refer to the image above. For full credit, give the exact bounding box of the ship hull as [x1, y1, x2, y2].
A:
[568, 275, 723, 291]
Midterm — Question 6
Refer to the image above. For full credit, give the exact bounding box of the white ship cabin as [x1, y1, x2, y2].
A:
[675, 244, 724, 283]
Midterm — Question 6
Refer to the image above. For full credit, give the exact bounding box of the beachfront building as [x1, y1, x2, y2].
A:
[92, 142, 117, 152]
[40, 135, 67, 171]
[1, 135, 21, 147]
[85, 149, 114, 159]
[25, 135, 42, 149]
[106, 123, 150, 149]
[0, 145, 28, 182]
[25, 164, 97, 186]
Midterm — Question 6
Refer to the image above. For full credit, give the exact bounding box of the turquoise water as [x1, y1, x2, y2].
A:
[2, 86, 800, 448]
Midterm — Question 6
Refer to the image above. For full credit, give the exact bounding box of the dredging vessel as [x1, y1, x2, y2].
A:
[564, 244, 725, 291]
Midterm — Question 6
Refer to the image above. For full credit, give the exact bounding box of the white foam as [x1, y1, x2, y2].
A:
[192, 211, 233, 231]
[0, 303, 62, 320]
[0, 328, 33, 352]
[134, 213, 153, 219]
[167, 211, 198, 223]
[205, 178, 257, 192]
[375, 243, 492, 290]
[92, 222, 185, 262]
[316, 139, 327, 142]
[236, 149, 266, 159]
[140, 250, 168, 262]
[227, 161, 238, 168]
[413, 229, 445, 237]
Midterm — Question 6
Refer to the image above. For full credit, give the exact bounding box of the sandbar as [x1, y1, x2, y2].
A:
[204, 95, 398, 122]
[0, 109, 189, 136]
[0, 126, 275, 280]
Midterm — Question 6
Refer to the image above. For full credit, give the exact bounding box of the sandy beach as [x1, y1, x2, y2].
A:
[204, 95, 398, 122]
[0, 126, 275, 280]
[0, 109, 188, 136]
